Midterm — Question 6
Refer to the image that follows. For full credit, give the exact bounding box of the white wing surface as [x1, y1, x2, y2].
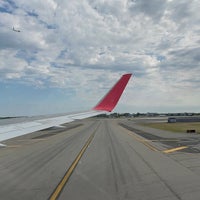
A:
[0, 74, 132, 144]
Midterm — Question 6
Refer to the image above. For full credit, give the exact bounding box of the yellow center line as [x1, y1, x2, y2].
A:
[163, 146, 188, 153]
[49, 130, 96, 200]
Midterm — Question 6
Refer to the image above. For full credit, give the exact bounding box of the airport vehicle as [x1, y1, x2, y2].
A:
[0, 73, 132, 146]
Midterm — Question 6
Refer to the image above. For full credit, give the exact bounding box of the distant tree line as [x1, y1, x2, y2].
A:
[94, 112, 200, 118]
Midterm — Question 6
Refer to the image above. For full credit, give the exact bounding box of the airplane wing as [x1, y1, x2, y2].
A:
[0, 73, 132, 144]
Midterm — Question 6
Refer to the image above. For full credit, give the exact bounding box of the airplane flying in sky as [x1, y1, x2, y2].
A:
[0, 73, 132, 146]
[12, 26, 21, 32]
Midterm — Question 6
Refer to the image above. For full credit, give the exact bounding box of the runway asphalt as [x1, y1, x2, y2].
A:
[0, 118, 200, 200]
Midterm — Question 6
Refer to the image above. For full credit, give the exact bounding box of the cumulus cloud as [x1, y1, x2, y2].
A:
[0, 0, 200, 113]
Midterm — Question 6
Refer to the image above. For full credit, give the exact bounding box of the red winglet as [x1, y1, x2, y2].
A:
[93, 73, 132, 112]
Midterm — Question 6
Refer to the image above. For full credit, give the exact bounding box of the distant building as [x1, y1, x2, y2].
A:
[168, 117, 200, 123]
[168, 117, 177, 123]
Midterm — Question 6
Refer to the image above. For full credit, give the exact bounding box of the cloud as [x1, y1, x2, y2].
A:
[0, 0, 200, 114]
[128, 0, 167, 22]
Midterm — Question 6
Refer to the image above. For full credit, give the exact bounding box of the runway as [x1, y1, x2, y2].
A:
[1, 119, 200, 200]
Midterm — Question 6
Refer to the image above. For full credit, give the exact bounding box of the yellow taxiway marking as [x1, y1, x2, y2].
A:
[126, 131, 159, 152]
[118, 124, 159, 151]
[142, 141, 159, 152]
[163, 146, 188, 154]
[49, 132, 96, 200]
[120, 125, 189, 154]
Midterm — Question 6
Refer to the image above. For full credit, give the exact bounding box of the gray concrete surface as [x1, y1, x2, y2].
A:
[0, 119, 200, 200]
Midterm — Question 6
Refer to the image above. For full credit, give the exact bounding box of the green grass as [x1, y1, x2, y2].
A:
[140, 122, 200, 134]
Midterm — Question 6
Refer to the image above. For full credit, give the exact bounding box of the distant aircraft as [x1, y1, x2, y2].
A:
[0, 74, 132, 146]
[12, 26, 21, 32]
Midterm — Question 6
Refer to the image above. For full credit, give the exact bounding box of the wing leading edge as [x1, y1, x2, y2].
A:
[0, 73, 132, 143]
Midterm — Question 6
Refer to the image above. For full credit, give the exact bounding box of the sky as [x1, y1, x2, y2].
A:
[0, 0, 200, 116]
